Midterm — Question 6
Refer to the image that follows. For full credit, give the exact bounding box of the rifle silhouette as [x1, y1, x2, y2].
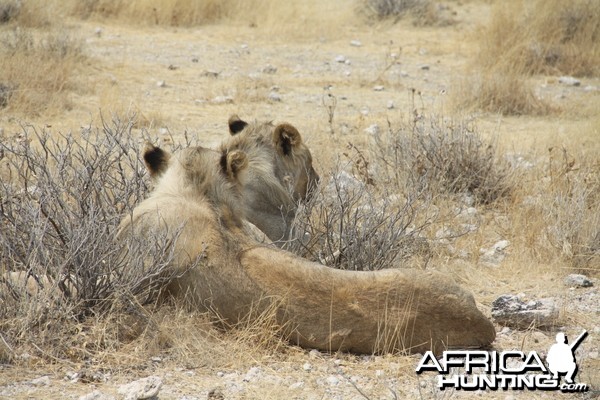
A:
[569, 330, 588, 351]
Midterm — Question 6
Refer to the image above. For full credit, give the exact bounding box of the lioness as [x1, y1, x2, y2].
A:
[117, 143, 496, 354]
[220, 115, 319, 244]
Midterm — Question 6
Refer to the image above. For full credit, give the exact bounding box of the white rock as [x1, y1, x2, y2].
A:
[326, 375, 340, 385]
[211, 95, 234, 104]
[493, 240, 510, 252]
[350, 40, 362, 47]
[289, 381, 304, 390]
[79, 390, 116, 400]
[303, 362, 312, 372]
[558, 76, 581, 86]
[564, 274, 593, 288]
[373, 85, 384, 91]
[335, 55, 347, 63]
[29, 376, 50, 386]
[117, 376, 162, 400]
[268, 92, 282, 102]
[375, 370, 385, 378]
[364, 124, 380, 136]
[387, 100, 395, 109]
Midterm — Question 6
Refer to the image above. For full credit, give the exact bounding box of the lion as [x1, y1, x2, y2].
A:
[117, 143, 496, 354]
[218, 115, 319, 244]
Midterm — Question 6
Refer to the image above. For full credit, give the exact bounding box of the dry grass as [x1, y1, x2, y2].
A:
[0, 26, 86, 116]
[479, 0, 600, 77]
[455, 0, 600, 115]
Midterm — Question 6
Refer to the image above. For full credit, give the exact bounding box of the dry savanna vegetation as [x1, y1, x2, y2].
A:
[0, 0, 599, 398]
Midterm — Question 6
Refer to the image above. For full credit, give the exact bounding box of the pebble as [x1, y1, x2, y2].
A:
[211, 95, 234, 104]
[262, 64, 277, 74]
[303, 362, 313, 372]
[387, 100, 395, 109]
[289, 381, 304, 390]
[79, 390, 115, 400]
[558, 76, 581, 86]
[350, 40, 362, 47]
[268, 92, 282, 102]
[335, 55, 347, 63]
[28, 376, 50, 386]
[117, 376, 162, 400]
[326, 375, 340, 385]
[156, 80, 167, 88]
[373, 85, 384, 91]
[564, 274, 593, 288]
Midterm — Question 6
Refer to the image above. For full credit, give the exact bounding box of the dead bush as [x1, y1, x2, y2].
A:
[537, 148, 600, 272]
[0, 117, 200, 363]
[370, 106, 514, 205]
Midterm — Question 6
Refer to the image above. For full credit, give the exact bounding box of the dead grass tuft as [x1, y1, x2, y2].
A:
[455, 0, 599, 115]
[479, 0, 600, 77]
[0, 26, 86, 116]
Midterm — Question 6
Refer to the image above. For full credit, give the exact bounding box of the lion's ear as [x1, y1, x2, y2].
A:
[273, 123, 302, 156]
[228, 114, 248, 135]
[221, 150, 248, 179]
[143, 143, 170, 178]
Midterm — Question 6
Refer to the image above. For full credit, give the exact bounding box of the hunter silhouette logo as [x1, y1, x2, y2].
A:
[546, 331, 587, 384]
[415, 330, 589, 392]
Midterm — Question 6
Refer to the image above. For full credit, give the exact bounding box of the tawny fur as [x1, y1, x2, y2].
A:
[219, 116, 319, 244]
[117, 144, 496, 355]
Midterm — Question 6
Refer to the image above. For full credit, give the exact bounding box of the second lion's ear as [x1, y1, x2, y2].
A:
[228, 114, 248, 135]
[273, 123, 302, 156]
[221, 150, 248, 179]
[143, 142, 170, 179]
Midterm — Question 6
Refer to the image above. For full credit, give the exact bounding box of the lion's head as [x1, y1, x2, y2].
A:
[220, 115, 319, 243]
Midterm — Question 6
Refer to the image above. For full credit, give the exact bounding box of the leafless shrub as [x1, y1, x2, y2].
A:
[0, 116, 200, 362]
[363, 0, 429, 19]
[537, 148, 600, 272]
[371, 105, 513, 205]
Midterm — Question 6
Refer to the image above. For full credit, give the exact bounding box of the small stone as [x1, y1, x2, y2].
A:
[335, 55, 347, 63]
[289, 381, 304, 390]
[262, 64, 277, 74]
[240, 44, 248, 49]
[308, 349, 322, 359]
[344, 59, 352, 65]
[94, 27, 103, 37]
[268, 92, 282, 102]
[191, 57, 199, 63]
[558, 76, 581, 86]
[373, 85, 384, 91]
[29, 376, 50, 386]
[492, 295, 558, 329]
[387, 100, 395, 109]
[150, 356, 162, 363]
[350, 40, 362, 47]
[364, 124, 380, 136]
[156, 80, 167, 88]
[500, 326, 511, 335]
[117, 376, 162, 400]
[79, 390, 115, 400]
[375, 370, 385, 378]
[420, 65, 430, 70]
[400, 70, 409, 77]
[564, 274, 593, 288]
[302, 362, 312, 372]
[326, 376, 340, 385]
[583, 85, 597, 92]
[243, 366, 261, 382]
[211, 95, 234, 104]
[207, 388, 225, 400]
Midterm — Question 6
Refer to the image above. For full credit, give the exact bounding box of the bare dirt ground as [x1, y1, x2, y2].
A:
[1, 1, 599, 399]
